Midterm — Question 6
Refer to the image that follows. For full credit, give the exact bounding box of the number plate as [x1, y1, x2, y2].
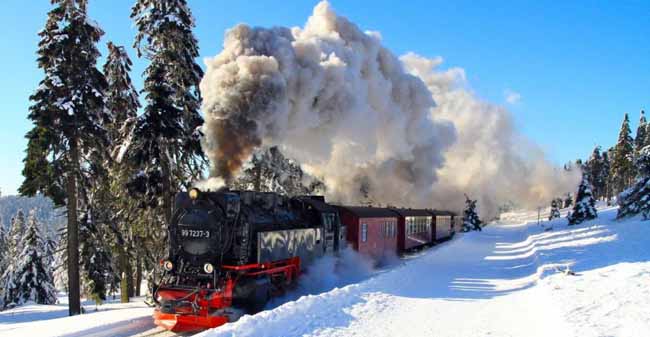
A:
[180, 229, 211, 238]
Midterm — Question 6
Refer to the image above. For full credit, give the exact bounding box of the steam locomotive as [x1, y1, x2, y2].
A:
[152, 188, 460, 332]
[153, 188, 346, 332]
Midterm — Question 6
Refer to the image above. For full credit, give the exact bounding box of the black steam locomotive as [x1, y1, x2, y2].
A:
[153, 188, 346, 332]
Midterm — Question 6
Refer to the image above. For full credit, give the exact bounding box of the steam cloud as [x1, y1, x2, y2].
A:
[200, 1, 580, 217]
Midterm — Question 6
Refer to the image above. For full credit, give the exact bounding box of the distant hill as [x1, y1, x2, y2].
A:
[0, 194, 64, 235]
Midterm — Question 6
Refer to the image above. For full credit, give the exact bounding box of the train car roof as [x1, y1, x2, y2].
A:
[427, 209, 458, 216]
[297, 196, 339, 212]
[390, 208, 433, 217]
[336, 206, 398, 218]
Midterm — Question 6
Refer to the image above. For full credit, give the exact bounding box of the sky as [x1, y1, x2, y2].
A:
[0, 0, 648, 196]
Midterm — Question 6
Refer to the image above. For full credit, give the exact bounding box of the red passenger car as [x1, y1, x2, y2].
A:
[429, 210, 455, 241]
[337, 206, 398, 262]
[391, 209, 433, 251]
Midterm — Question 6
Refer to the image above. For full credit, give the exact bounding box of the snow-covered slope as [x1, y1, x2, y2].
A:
[2, 206, 649, 337]
[198, 206, 650, 337]
[0, 297, 154, 337]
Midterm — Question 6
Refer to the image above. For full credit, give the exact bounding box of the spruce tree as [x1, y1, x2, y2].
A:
[104, 42, 140, 143]
[635, 110, 647, 154]
[462, 196, 483, 232]
[585, 146, 607, 200]
[618, 146, 650, 219]
[19, 0, 108, 315]
[602, 150, 612, 202]
[0, 223, 7, 298]
[567, 175, 598, 225]
[128, 0, 206, 222]
[2, 211, 26, 307]
[0, 223, 6, 263]
[103, 41, 140, 303]
[610, 113, 635, 195]
[548, 199, 561, 220]
[231, 146, 326, 196]
[12, 211, 58, 305]
[79, 209, 113, 305]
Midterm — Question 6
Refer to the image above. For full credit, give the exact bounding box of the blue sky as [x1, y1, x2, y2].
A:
[1, 0, 648, 196]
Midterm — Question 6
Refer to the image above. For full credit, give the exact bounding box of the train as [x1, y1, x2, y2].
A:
[152, 188, 461, 332]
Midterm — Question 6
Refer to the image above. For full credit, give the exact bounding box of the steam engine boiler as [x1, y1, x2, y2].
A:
[153, 188, 345, 332]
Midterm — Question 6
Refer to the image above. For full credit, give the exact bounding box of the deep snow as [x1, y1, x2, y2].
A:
[2, 205, 649, 337]
[0, 296, 154, 337]
[198, 206, 650, 337]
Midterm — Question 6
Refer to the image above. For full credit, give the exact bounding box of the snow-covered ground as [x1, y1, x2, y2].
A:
[2, 205, 650, 337]
[0, 296, 155, 337]
[199, 206, 650, 337]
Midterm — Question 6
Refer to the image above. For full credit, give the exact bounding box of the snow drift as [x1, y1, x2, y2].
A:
[199, 1, 579, 217]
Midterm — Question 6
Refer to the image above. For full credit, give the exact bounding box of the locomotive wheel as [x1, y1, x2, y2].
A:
[232, 277, 271, 315]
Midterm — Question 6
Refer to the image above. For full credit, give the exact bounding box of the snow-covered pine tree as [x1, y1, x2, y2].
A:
[79, 208, 113, 305]
[548, 199, 561, 220]
[2, 211, 27, 307]
[19, 0, 108, 316]
[103, 41, 140, 303]
[462, 196, 483, 232]
[585, 146, 608, 200]
[104, 42, 140, 144]
[0, 222, 7, 288]
[0, 222, 5, 254]
[231, 146, 326, 196]
[635, 110, 647, 155]
[610, 113, 635, 196]
[12, 211, 57, 305]
[127, 0, 206, 221]
[6, 210, 25, 249]
[567, 175, 598, 225]
[602, 150, 612, 202]
[617, 145, 650, 219]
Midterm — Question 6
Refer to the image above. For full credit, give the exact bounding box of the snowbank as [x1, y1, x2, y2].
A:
[198, 206, 650, 337]
[3, 206, 650, 337]
[0, 297, 153, 337]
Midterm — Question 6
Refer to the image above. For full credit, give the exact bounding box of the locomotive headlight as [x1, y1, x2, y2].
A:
[189, 188, 200, 200]
[163, 260, 174, 271]
[203, 263, 214, 274]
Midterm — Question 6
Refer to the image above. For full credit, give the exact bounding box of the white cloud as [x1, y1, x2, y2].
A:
[504, 89, 521, 105]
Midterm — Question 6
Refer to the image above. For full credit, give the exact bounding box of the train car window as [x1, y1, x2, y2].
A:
[322, 213, 336, 231]
[361, 223, 368, 242]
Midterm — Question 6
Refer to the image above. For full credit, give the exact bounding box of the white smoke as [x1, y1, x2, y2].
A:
[199, 1, 580, 217]
[401, 53, 581, 217]
[266, 248, 376, 309]
[200, 1, 455, 208]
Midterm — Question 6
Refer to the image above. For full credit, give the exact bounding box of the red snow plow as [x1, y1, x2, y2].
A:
[153, 257, 300, 332]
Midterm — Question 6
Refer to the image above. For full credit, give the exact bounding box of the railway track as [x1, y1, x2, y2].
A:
[132, 326, 202, 337]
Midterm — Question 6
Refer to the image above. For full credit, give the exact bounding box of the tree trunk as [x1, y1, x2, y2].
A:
[67, 139, 81, 316]
[126, 254, 134, 298]
[135, 257, 142, 297]
[119, 248, 129, 303]
[161, 149, 172, 224]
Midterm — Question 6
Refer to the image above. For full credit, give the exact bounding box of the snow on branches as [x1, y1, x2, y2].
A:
[567, 175, 598, 225]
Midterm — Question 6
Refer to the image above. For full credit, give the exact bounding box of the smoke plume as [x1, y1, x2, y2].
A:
[200, 1, 580, 217]
[400, 53, 581, 217]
